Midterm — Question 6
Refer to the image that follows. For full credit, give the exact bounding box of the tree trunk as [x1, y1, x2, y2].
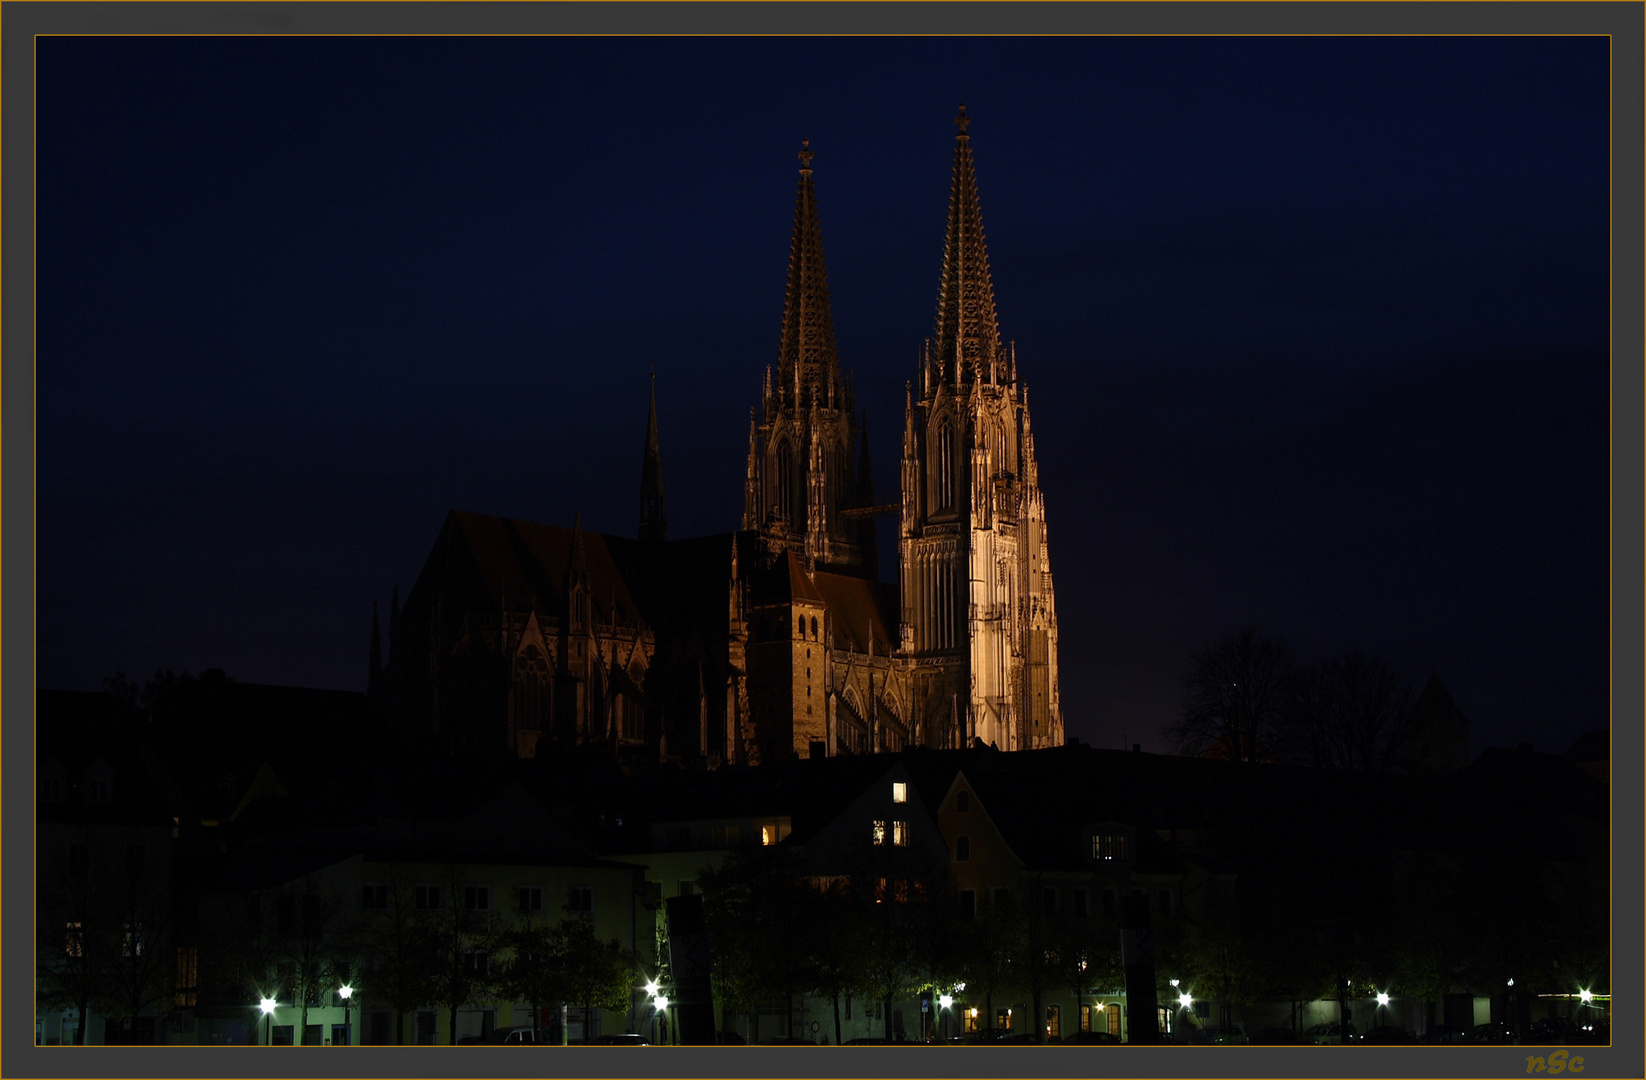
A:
[883, 995, 893, 1040]
[448, 1005, 457, 1045]
[395, 1010, 404, 1046]
[832, 993, 841, 1046]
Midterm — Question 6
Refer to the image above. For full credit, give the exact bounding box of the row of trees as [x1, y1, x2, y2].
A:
[697, 847, 1137, 1044]
[40, 859, 641, 1046]
[1169, 626, 1417, 771]
[695, 839, 1606, 1043]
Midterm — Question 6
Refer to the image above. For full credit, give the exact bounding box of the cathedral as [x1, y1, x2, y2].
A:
[375, 108, 1064, 766]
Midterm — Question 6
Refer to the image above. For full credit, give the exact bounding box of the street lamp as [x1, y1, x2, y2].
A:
[654, 995, 671, 1046]
[938, 994, 953, 1043]
[259, 997, 277, 1046]
[338, 984, 353, 1047]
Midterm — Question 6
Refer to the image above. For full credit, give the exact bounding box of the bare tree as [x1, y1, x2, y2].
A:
[1170, 627, 1295, 763]
[1283, 652, 1412, 772]
[358, 863, 438, 1045]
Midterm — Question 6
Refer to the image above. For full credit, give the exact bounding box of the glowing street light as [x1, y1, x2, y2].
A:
[1579, 989, 1594, 1003]
[259, 997, 277, 1046]
[1376, 992, 1390, 1008]
[338, 984, 354, 1047]
[644, 977, 660, 998]
[654, 994, 669, 1011]
[1178, 992, 1193, 1010]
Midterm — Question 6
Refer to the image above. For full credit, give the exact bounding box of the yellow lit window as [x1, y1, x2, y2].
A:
[872, 820, 887, 845]
[892, 782, 907, 803]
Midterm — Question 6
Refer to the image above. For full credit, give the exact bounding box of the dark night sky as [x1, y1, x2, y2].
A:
[35, 34, 1611, 757]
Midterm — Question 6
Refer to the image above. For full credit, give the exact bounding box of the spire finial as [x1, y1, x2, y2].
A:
[954, 103, 971, 137]
[798, 138, 813, 173]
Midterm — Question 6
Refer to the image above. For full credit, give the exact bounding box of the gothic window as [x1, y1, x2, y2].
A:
[513, 649, 551, 733]
[776, 440, 795, 524]
[810, 616, 818, 638]
[798, 614, 806, 637]
[937, 424, 955, 510]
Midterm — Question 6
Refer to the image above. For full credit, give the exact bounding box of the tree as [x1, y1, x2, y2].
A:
[358, 864, 439, 1045]
[554, 910, 637, 1040]
[698, 848, 812, 1037]
[954, 892, 1025, 1036]
[426, 864, 502, 1044]
[1282, 652, 1412, 772]
[1170, 627, 1295, 763]
[495, 902, 564, 1040]
[268, 876, 350, 1046]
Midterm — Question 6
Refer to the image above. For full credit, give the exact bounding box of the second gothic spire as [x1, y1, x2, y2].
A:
[931, 104, 1006, 387]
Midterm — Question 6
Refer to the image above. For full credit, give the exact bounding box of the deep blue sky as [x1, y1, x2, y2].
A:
[36, 35, 1610, 757]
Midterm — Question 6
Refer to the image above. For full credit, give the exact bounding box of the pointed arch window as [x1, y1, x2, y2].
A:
[513, 648, 551, 733]
[938, 424, 955, 510]
[776, 440, 796, 525]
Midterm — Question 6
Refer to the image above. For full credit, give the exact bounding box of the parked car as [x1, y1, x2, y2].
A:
[714, 1030, 747, 1045]
[1362, 1024, 1418, 1044]
[1470, 1021, 1515, 1045]
[1302, 1021, 1360, 1044]
[1250, 1026, 1303, 1045]
[843, 1036, 890, 1045]
[757, 1036, 816, 1045]
[583, 1033, 649, 1045]
[1199, 1025, 1249, 1045]
[1524, 1018, 1576, 1044]
[1420, 1024, 1469, 1044]
[1061, 1030, 1122, 1045]
[1570, 1021, 1609, 1045]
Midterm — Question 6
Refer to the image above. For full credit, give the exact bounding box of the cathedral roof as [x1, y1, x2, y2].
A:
[812, 571, 898, 655]
[435, 509, 645, 626]
[931, 104, 1005, 386]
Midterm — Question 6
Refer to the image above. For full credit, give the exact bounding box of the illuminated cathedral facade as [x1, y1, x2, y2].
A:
[377, 108, 1064, 765]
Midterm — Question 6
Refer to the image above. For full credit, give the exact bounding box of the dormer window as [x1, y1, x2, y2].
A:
[892, 782, 908, 804]
[1091, 832, 1128, 862]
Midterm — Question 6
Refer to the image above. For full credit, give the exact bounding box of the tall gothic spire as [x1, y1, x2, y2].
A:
[931, 104, 1005, 387]
[640, 371, 667, 543]
[776, 139, 841, 410]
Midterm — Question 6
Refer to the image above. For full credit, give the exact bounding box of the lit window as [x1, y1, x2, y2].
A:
[872, 820, 887, 845]
[892, 782, 908, 804]
[892, 820, 909, 847]
[65, 921, 83, 958]
[761, 824, 776, 845]
[1091, 832, 1128, 861]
